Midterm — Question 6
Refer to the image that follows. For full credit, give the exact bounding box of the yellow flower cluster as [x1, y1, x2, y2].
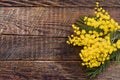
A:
[67, 24, 103, 47]
[80, 38, 117, 68]
[116, 40, 120, 48]
[67, 2, 120, 68]
[84, 2, 120, 34]
[67, 27, 117, 68]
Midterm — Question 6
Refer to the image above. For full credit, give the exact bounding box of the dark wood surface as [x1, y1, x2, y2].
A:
[0, 61, 87, 80]
[0, 61, 120, 80]
[0, 7, 120, 37]
[0, 35, 81, 60]
[0, 0, 119, 7]
[0, 0, 120, 80]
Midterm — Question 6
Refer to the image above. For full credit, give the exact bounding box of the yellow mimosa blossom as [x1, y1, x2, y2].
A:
[67, 2, 120, 69]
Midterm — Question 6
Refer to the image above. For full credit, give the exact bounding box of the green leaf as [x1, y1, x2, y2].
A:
[115, 49, 120, 63]
[110, 49, 120, 63]
[110, 31, 117, 43]
[115, 32, 120, 40]
[110, 51, 117, 60]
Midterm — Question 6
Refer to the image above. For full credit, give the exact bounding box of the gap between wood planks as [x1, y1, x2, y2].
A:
[0, 60, 81, 62]
[1, 33, 68, 38]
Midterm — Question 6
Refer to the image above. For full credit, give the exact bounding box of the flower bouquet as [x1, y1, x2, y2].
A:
[67, 2, 120, 78]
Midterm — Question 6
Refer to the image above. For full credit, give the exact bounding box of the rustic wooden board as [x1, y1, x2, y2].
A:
[0, 0, 119, 7]
[0, 35, 81, 60]
[0, 61, 120, 80]
[0, 7, 120, 37]
[0, 7, 92, 37]
[0, 61, 87, 80]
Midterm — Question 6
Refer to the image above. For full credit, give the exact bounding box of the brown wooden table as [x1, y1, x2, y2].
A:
[0, 0, 120, 80]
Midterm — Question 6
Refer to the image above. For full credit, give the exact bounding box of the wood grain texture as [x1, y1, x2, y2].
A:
[0, 61, 120, 80]
[0, 0, 120, 7]
[0, 61, 87, 80]
[0, 7, 93, 37]
[0, 7, 120, 37]
[0, 35, 81, 60]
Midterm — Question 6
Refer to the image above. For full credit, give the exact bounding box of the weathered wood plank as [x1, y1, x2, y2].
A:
[0, 61, 119, 80]
[0, 35, 81, 60]
[0, 7, 92, 37]
[0, 7, 120, 37]
[0, 61, 87, 80]
[0, 0, 120, 7]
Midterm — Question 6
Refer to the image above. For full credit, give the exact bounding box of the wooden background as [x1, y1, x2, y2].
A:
[0, 0, 120, 80]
